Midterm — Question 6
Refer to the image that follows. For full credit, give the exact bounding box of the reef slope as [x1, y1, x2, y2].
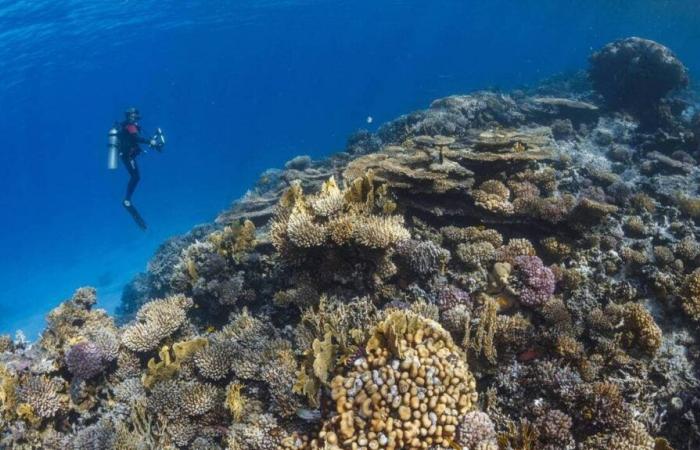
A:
[2, 38, 700, 450]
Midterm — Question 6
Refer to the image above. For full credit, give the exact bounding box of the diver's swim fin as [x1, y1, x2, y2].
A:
[123, 200, 147, 230]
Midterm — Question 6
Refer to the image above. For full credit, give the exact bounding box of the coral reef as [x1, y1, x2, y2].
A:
[589, 37, 689, 114]
[2, 36, 700, 450]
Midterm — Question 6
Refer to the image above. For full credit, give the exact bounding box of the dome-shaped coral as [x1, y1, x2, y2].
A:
[193, 338, 235, 380]
[456, 410, 497, 449]
[589, 37, 688, 111]
[313, 310, 479, 449]
[121, 294, 193, 352]
[65, 341, 106, 380]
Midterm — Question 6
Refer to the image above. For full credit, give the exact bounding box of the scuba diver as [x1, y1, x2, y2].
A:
[107, 107, 165, 230]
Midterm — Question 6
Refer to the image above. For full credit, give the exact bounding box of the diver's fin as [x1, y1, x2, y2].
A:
[123, 201, 148, 230]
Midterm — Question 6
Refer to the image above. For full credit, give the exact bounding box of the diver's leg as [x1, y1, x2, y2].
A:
[124, 157, 141, 204]
[121, 157, 147, 230]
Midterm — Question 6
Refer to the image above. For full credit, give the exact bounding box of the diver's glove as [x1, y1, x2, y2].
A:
[149, 139, 157, 147]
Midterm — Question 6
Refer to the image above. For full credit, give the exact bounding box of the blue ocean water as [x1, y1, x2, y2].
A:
[0, 0, 698, 339]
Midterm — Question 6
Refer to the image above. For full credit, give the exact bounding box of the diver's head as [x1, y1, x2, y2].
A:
[125, 107, 141, 123]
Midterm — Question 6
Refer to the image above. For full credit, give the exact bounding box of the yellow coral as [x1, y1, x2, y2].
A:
[315, 310, 478, 449]
[269, 174, 409, 255]
[226, 383, 247, 421]
[0, 364, 17, 420]
[143, 338, 207, 388]
[682, 269, 700, 321]
[621, 303, 662, 355]
[472, 180, 514, 214]
[208, 219, 256, 259]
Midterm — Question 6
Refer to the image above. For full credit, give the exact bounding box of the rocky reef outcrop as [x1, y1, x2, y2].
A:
[2, 37, 700, 450]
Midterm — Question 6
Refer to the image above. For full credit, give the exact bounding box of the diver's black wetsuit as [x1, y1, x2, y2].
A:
[119, 120, 149, 202]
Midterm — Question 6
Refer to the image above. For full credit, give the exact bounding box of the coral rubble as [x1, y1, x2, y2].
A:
[2, 36, 700, 450]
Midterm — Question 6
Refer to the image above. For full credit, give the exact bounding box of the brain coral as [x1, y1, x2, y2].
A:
[121, 294, 194, 352]
[314, 310, 478, 449]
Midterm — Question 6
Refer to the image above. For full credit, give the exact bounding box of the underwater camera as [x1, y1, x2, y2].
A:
[151, 127, 166, 151]
[107, 126, 166, 169]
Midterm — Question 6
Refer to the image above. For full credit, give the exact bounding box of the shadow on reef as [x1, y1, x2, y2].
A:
[2, 37, 700, 449]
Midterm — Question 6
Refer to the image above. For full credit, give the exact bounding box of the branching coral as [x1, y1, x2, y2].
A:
[121, 294, 194, 352]
[16, 375, 66, 420]
[511, 255, 556, 307]
[270, 175, 409, 254]
[681, 269, 700, 321]
[457, 410, 497, 449]
[207, 219, 256, 261]
[395, 239, 450, 276]
[193, 337, 235, 380]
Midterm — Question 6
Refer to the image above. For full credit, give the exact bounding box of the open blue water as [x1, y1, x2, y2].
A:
[1, 0, 699, 338]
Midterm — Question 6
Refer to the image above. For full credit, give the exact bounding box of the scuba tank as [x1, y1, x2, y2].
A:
[107, 126, 119, 170]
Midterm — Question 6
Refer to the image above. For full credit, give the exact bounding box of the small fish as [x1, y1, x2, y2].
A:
[518, 347, 541, 362]
[366, 115, 373, 124]
[295, 408, 322, 421]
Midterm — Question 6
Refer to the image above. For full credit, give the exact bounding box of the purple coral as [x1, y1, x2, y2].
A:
[457, 410, 496, 448]
[513, 255, 556, 307]
[436, 286, 471, 312]
[65, 341, 106, 380]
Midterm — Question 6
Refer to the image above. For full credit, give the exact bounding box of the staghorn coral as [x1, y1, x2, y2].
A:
[496, 238, 536, 263]
[121, 294, 194, 352]
[535, 409, 573, 448]
[227, 413, 284, 450]
[181, 382, 220, 416]
[620, 303, 663, 356]
[582, 420, 655, 450]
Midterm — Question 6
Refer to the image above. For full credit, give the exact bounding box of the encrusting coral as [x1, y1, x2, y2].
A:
[3, 36, 700, 450]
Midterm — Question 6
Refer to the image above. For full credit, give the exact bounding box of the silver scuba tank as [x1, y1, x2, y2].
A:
[107, 126, 119, 170]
